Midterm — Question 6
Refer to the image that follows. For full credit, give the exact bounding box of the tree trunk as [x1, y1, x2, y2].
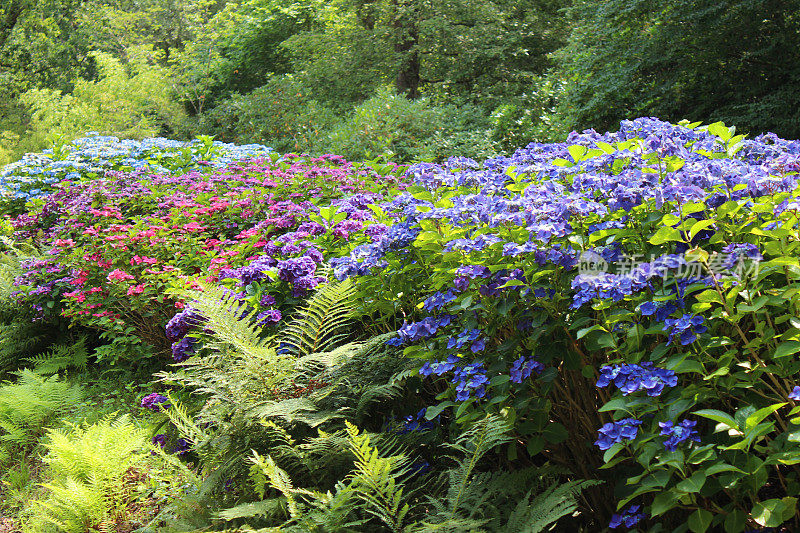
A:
[392, 0, 420, 98]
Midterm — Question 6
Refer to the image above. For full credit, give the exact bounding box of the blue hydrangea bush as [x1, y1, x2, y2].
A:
[328, 118, 800, 531]
[0, 133, 271, 203]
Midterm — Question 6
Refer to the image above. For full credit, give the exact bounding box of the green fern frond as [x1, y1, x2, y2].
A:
[444, 414, 513, 519]
[162, 393, 208, 446]
[281, 278, 357, 358]
[503, 479, 602, 533]
[345, 421, 411, 532]
[25, 336, 89, 375]
[171, 281, 288, 367]
[218, 498, 287, 521]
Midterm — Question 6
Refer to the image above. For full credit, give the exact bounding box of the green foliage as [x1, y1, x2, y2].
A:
[22, 414, 178, 533]
[19, 47, 188, 151]
[0, 370, 83, 462]
[198, 75, 337, 153]
[323, 87, 447, 162]
[25, 337, 89, 376]
[220, 415, 593, 532]
[558, 0, 800, 138]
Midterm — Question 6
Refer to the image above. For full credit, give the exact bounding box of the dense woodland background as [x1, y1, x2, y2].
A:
[2, 0, 799, 165]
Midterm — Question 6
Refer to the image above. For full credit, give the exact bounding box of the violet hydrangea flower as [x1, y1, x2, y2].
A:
[663, 314, 707, 345]
[595, 418, 642, 450]
[597, 363, 677, 397]
[141, 393, 170, 411]
[609, 505, 646, 529]
[509, 356, 544, 383]
[659, 419, 701, 451]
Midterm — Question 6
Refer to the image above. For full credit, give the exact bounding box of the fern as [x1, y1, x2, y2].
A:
[502, 479, 602, 533]
[0, 369, 83, 455]
[23, 415, 156, 533]
[281, 278, 358, 358]
[443, 415, 513, 520]
[345, 421, 411, 532]
[24, 336, 89, 375]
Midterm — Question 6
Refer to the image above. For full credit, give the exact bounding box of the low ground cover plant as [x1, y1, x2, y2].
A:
[3, 118, 800, 531]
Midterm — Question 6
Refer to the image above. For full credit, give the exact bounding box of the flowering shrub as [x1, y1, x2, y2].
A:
[330, 118, 800, 530]
[9, 151, 405, 364]
[0, 133, 271, 204]
[8, 117, 800, 530]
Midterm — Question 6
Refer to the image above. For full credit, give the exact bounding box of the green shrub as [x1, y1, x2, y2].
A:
[198, 75, 336, 153]
[323, 87, 446, 162]
[17, 46, 189, 154]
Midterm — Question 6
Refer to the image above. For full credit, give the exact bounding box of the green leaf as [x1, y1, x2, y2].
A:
[688, 509, 713, 532]
[689, 219, 716, 240]
[708, 122, 732, 141]
[724, 509, 746, 532]
[705, 463, 745, 476]
[693, 409, 737, 430]
[676, 471, 707, 493]
[603, 442, 625, 463]
[543, 422, 568, 444]
[752, 499, 790, 527]
[568, 145, 588, 162]
[745, 403, 786, 431]
[774, 341, 800, 359]
[425, 401, 455, 420]
[650, 490, 680, 517]
[649, 226, 683, 245]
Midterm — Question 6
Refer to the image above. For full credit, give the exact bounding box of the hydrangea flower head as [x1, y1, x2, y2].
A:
[595, 418, 642, 450]
[663, 314, 707, 345]
[597, 363, 677, 396]
[659, 419, 701, 451]
[609, 504, 646, 529]
[141, 393, 170, 411]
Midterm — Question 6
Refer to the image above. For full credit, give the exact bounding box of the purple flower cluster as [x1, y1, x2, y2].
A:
[141, 393, 170, 411]
[663, 314, 707, 345]
[659, 419, 701, 451]
[453, 362, 489, 401]
[392, 408, 439, 435]
[419, 356, 488, 401]
[171, 336, 198, 362]
[446, 328, 485, 353]
[277, 256, 317, 283]
[595, 418, 642, 450]
[721, 243, 763, 271]
[571, 255, 686, 308]
[389, 314, 455, 345]
[165, 307, 204, 341]
[479, 268, 526, 297]
[509, 356, 544, 383]
[422, 290, 458, 312]
[597, 363, 678, 396]
[789, 386, 800, 401]
[609, 505, 646, 529]
[639, 300, 679, 321]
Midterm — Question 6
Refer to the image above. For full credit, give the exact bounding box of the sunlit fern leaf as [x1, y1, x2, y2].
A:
[217, 498, 287, 521]
[345, 421, 411, 532]
[441, 415, 513, 520]
[171, 280, 283, 360]
[280, 278, 357, 358]
[246, 396, 342, 427]
[503, 479, 602, 533]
